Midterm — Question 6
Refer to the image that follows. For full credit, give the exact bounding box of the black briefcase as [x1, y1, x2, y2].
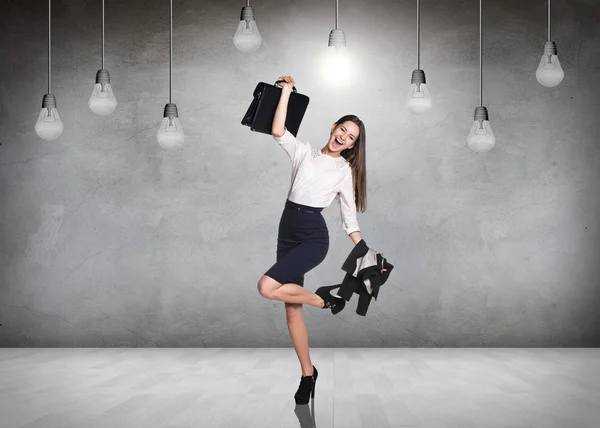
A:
[241, 80, 310, 137]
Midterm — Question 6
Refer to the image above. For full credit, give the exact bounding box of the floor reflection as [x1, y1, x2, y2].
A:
[293, 399, 317, 427]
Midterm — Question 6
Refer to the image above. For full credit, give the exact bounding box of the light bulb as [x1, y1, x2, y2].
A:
[35, 107, 63, 140]
[467, 120, 496, 153]
[322, 46, 351, 84]
[89, 83, 117, 115]
[233, 6, 262, 53]
[35, 94, 63, 140]
[536, 54, 564, 87]
[406, 70, 432, 115]
[535, 41, 564, 87]
[467, 106, 495, 153]
[321, 29, 351, 86]
[89, 70, 117, 116]
[157, 117, 185, 150]
[157, 104, 184, 150]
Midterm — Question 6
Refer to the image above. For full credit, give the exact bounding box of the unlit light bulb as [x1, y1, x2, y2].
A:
[233, 6, 262, 53]
[535, 42, 564, 87]
[89, 70, 117, 115]
[157, 103, 185, 150]
[467, 106, 495, 153]
[407, 69, 432, 115]
[35, 94, 63, 140]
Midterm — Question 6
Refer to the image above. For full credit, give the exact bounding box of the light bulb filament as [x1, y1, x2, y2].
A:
[165, 117, 179, 132]
[475, 121, 487, 135]
[411, 83, 424, 98]
[42, 108, 57, 122]
[242, 20, 255, 35]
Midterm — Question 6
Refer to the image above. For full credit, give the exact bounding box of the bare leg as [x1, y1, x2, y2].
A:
[285, 303, 314, 376]
[273, 283, 324, 307]
[258, 275, 324, 308]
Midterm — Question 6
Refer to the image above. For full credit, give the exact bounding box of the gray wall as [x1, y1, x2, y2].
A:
[1, 0, 599, 347]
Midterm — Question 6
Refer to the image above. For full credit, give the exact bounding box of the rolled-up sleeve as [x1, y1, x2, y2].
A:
[273, 128, 309, 165]
[339, 168, 360, 235]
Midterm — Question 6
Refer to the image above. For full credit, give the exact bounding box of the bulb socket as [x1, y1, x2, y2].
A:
[473, 106, 489, 121]
[240, 6, 255, 21]
[41, 93, 57, 109]
[328, 29, 346, 47]
[411, 69, 426, 84]
[163, 103, 179, 118]
[543, 41, 558, 56]
[95, 69, 111, 84]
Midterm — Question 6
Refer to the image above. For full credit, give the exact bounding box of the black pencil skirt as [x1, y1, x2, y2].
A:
[264, 200, 329, 287]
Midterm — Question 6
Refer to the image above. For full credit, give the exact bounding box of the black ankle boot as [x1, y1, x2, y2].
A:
[315, 285, 346, 314]
[294, 365, 317, 405]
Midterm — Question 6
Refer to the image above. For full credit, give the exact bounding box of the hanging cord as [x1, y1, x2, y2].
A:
[417, 0, 420, 69]
[335, 0, 338, 29]
[169, 0, 172, 104]
[548, 0, 551, 41]
[246, 0, 249, 7]
[48, 0, 51, 94]
[102, 0, 105, 69]
[479, 0, 482, 106]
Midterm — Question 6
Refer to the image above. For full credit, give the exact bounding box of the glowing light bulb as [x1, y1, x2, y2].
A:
[467, 106, 495, 153]
[233, 6, 262, 53]
[157, 103, 185, 150]
[407, 70, 432, 115]
[35, 94, 63, 140]
[89, 71, 117, 116]
[321, 29, 351, 86]
[322, 45, 351, 84]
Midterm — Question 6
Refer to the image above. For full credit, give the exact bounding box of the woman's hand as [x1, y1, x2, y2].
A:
[277, 75, 295, 91]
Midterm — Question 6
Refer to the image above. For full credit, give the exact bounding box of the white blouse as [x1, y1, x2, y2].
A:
[274, 128, 360, 235]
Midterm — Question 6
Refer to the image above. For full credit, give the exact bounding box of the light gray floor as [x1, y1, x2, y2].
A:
[0, 348, 598, 428]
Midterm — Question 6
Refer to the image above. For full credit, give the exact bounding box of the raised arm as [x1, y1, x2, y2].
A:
[272, 75, 295, 137]
[271, 75, 309, 163]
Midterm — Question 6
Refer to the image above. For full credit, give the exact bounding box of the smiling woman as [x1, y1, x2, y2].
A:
[256, 74, 369, 406]
[323, 115, 368, 213]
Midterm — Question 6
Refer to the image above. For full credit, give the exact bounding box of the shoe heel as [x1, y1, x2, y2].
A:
[311, 365, 318, 399]
[315, 286, 345, 314]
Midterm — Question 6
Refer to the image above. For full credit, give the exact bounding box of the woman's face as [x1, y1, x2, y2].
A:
[327, 121, 360, 154]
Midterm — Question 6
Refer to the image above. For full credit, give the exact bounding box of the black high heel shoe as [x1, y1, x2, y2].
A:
[294, 365, 318, 405]
[312, 365, 318, 399]
[315, 285, 346, 314]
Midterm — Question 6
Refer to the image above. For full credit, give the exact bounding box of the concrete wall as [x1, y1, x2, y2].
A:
[1, 0, 599, 347]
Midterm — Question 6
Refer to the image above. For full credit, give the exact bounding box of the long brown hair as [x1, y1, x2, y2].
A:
[336, 115, 367, 212]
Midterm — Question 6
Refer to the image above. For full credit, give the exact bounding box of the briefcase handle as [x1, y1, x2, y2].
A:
[274, 80, 298, 93]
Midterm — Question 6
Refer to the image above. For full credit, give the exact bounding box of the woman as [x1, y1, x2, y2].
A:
[257, 75, 367, 405]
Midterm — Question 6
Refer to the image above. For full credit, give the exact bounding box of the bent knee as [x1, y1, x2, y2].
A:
[257, 276, 277, 299]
